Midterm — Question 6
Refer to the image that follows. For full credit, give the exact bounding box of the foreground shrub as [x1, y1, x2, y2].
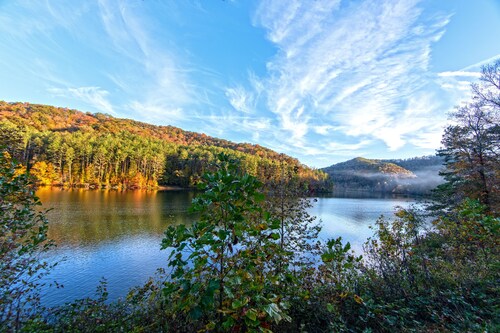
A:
[0, 151, 54, 332]
[161, 154, 291, 332]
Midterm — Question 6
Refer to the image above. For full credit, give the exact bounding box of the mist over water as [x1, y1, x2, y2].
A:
[411, 167, 445, 187]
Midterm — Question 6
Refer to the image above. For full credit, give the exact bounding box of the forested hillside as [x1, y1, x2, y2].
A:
[322, 156, 444, 195]
[0, 101, 328, 190]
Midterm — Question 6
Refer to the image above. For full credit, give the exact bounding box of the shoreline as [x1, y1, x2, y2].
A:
[35, 184, 192, 191]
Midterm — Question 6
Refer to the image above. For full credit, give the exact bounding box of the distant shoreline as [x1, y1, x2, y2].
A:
[35, 184, 191, 191]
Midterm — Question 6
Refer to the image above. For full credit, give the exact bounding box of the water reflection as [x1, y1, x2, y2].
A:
[311, 196, 414, 253]
[37, 187, 195, 246]
[36, 188, 415, 306]
[37, 188, 196, 306]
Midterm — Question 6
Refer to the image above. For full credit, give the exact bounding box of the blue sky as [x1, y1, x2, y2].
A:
[0, 0, 499, 167]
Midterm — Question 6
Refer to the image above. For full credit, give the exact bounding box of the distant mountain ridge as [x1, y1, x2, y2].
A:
[322, 156, 444, 195]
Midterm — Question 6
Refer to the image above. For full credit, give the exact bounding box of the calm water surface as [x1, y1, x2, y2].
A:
[36, 187, 416, 306]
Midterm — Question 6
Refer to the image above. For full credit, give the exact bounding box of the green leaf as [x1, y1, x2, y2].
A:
[218, 229, 229, 240]
[222, 317, 236, 330]
[162, 283, 178, 296]
[321, 252, 334, 263]
[245, 308, 258, 321]
[254, 192, 265, 203]
[270, 232, 280, 240]
[263, 303, 283, 323]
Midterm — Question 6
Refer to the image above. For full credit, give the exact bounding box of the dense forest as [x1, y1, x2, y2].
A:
[0, 101, 328, 191]
[322, 156, 444, 195]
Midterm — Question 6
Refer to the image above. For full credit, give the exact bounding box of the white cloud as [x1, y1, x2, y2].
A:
[460, 54, 500, 71]
[243, 118, 271, 131]
[252, 0, 453, 159]
[439, 80, 472, 92]
[436, 75, 476, 104]
[193, 109, 274, 145]
[409, 126, 444, 149]
[326, 140, 372, 152]
[96, 0, 200, 123]
[97, 0, 147, 62]
[225, 86, 255, 114]
[128, 101, 183, 123]
[314, 125, 335, 136]
[48, 86, 116, 115]
[438, 71, 481, 78]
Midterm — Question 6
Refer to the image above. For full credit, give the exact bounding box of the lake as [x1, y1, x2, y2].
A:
[36, 187, 416, 307]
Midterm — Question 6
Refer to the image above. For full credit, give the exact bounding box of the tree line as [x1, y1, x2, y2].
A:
[0, 102, 329, 191]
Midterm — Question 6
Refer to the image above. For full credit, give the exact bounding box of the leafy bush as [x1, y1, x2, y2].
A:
[330, 201, 500, 332]
[161, 154, 291, 332]
[0, 150, 54, 331]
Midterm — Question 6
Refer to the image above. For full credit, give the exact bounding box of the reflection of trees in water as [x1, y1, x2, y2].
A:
[37, 188, 196, 246]
[39, 188, 416, 250]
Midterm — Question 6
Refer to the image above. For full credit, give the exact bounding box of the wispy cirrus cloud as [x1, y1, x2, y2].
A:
[436, 70, 480, 94]
[1, 0, 203, 125]
[225, 86, 255, 114]
[248, 0, 454, 160]
[460, 54, 500, 71]
[97, 0, 147, 62]
[96, 0, 198, 124]
[48, 86, 116, 115]
[324, 140, 373, 156]
[195, 108, 272, 143]
[128, 101, 183, 123]
[438, 71, 481, 78]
